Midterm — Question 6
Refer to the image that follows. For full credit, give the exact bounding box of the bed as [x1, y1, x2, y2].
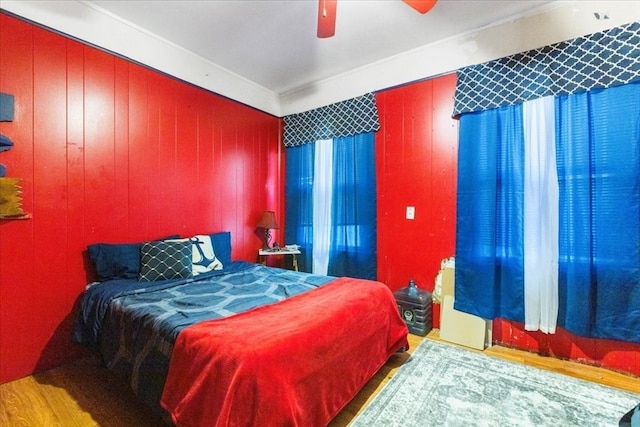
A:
[73, 232, 409, 426]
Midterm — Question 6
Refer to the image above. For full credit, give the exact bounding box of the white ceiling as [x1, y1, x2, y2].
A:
[88, 0, 555, 96]
[2, 1, 638, 116]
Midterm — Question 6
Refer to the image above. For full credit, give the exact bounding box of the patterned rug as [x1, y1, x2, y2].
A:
[350, 339, 640, 427]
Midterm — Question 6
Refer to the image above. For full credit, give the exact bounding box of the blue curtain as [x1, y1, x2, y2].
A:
[328, 133, 377, 279]
[555, 82, 640, 342]
[455, 104, 526, 323]
[285, 142, 314, 272]
[455, 81, 640, 343]
[285, 133, 377, 279]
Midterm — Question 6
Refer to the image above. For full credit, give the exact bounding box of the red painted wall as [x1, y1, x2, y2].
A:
[1, 12, 637, 384]
[375, 73, 640, 377]
[375, 75, 459, 328]
[493, 319, 640, 376]
[0, 13, 283, 383]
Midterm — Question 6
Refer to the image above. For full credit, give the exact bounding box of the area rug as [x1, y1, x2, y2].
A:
[349, 339, 640, 427]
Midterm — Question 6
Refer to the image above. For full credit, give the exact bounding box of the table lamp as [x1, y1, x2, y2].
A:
[256, 210, 279, 249]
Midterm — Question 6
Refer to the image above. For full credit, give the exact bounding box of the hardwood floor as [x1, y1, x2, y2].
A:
[1, 330, 638, 426]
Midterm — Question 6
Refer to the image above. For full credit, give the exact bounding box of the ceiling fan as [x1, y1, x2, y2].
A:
[317, 0, 438, 38]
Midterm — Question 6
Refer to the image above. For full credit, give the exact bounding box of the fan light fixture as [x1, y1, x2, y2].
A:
[317, 0, 437, 38]
[403, 0, 438, 14]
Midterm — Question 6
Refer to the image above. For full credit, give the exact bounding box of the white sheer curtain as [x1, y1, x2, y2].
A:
[312, 139, 333, 275]
[523, 96, 559, 333]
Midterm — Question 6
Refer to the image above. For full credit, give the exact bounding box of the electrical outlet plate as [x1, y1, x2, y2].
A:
[406, 206, 415, 220]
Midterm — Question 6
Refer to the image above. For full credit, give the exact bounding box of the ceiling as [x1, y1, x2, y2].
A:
[87, 0, 557, 96]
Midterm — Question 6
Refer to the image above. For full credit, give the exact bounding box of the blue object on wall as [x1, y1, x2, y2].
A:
[0, 93, 14, 122]
[0, 134, 12, 177]
[0, 134, 13, 152]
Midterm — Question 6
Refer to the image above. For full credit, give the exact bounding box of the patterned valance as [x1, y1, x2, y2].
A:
[453, 21, 640, 116]
[283, 93, 380, 147]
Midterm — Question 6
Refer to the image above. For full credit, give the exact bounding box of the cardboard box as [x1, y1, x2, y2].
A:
[440, 266, 455, 298]
[438, 266, 492, 350]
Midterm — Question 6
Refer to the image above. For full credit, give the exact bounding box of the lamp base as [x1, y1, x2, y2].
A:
[262, 229, 272, 250]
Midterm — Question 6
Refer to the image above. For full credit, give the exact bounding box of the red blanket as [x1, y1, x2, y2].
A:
[160, 277, 409, 427]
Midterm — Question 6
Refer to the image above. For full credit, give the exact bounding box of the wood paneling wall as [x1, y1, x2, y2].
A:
[0, 13, 283, 383]
[375, 75, 458, 299]
[1, 11, 637, 384]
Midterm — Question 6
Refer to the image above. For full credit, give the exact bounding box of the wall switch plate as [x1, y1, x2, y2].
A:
[406, 206, 415, 220]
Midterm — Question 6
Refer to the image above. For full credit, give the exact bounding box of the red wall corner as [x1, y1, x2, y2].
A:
[0, 13, 281, 383]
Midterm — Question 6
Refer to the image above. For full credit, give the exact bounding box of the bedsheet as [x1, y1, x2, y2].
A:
[73, 261, 334, 413]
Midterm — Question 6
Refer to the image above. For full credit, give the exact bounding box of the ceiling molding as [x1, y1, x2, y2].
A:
[0, 0, 281, 115]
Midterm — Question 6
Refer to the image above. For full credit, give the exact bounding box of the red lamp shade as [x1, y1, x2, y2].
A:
[256, 211, 279, 230]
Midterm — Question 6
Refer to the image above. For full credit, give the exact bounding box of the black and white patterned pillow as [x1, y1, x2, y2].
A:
[139, 240, 193, 282]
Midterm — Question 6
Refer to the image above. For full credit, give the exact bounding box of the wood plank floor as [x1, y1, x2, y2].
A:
[1, 330, 638, 426]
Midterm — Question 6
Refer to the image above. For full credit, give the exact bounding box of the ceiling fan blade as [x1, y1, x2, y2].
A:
[317, 0, 337, 38]
[403, 0, 437, 14]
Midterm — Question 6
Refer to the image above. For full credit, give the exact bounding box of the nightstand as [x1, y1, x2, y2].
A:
[258, 248, 301, 271]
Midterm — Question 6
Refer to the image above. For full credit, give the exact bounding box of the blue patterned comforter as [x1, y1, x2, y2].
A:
[72, 261, 334, 414]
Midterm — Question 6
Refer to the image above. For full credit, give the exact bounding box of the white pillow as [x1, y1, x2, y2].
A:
[188, 235, 223, 275]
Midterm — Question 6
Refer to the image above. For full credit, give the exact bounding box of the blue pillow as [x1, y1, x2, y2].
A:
[88, 243, 140, 281]
[211, 231, 232, 265]
[88, 235, 179, 281]
[139, 240, 193, 282]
